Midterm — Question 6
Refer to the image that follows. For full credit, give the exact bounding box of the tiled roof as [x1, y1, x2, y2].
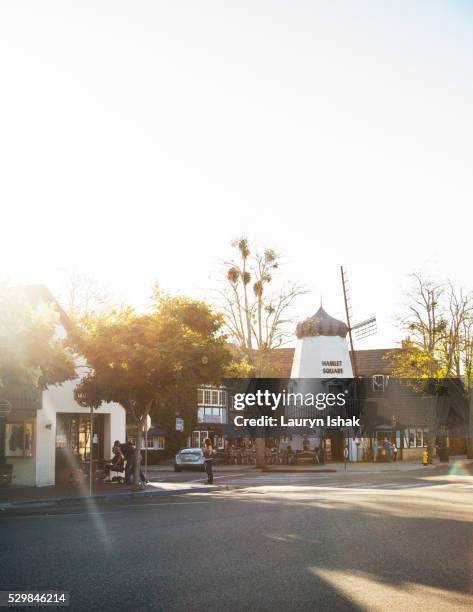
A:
[246, 347, 399, 378]
[351, 349, 401, 377]
[260, 348, 295, 377]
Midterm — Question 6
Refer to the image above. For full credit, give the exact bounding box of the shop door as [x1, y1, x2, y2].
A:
[330, 434, 345, 461]
[56, 414, 104, 471]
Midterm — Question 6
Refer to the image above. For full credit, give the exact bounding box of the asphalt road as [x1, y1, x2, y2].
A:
[2, 467, 473, 612]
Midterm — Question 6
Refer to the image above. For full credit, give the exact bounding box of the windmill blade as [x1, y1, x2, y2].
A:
[351, 316, 377, 340]
[340, 266, 354, 322]
[351, 316, 376, 331]
[341, 265, 358, 375]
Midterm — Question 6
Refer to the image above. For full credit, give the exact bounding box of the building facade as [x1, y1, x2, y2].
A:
[0, 286, 126, 486]
[190, 386, 228, 450]
[187, 306, 467, 462]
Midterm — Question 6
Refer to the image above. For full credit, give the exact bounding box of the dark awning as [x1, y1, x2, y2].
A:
[147, 427, 167, 436]
[1, 386, 42, 419]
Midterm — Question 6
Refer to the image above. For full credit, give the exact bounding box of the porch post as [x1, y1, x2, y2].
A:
[0, 416, 5, 465]
[144, 425, 148, 481]
[89, 406, 93, 496]
[468, 388, 473, 459]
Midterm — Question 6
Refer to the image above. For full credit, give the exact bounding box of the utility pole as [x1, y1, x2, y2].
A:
[144, 424, 148, 482]
[340, 266, 377, 460]
[341, 266, 358, 376]
[340, 266, 377, 376]
[89, 406, 93, 497]
[0, 399, 12, 485]
[468, 388, 473, 459]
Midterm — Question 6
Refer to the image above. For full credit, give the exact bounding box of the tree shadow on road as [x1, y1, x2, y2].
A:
[212, 483, 473, 610]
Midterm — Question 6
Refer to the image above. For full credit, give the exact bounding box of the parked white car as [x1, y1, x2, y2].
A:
[174, 448, 205, 472]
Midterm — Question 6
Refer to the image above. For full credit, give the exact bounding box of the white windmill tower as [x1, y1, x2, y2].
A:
[290, 304, 353, 378]
[288, 267, 377, 462]
[290, 267, 377, 379]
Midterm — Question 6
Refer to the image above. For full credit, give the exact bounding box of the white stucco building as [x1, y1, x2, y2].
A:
[1, 286, 126, 487]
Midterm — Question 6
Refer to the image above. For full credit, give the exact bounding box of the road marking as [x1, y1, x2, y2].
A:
[121, 501, 210, 507]
[434, 482, 473, 489]
[0, 500, 212, 521]
[188, 473, 249, 483]
[174, 473, 335, 484]
[1, 510, 124, 520]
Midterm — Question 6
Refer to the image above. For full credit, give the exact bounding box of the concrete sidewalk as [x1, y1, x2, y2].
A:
[147, 456, 472, 474]
[0, 465, 259, 511]
[146, 463, 258, 472]
[264, 456, 472, 473]
[2, 456, 470, 512]
[0, 480, 213, 512]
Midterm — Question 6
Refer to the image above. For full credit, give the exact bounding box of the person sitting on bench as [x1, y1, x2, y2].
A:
[104, 440, 124, 480]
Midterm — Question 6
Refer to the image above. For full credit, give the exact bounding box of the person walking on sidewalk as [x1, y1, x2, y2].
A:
[383, 437, 392, 462]
[203, 438, 214, 484]
[372, 439, 378, 462]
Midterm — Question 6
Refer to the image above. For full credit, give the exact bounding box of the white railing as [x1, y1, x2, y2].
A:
[197, 413, 227, 424]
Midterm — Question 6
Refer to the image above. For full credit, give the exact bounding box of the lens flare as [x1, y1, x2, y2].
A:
[448, 460, 468, 478]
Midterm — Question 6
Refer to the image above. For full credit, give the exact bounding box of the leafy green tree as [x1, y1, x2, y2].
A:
[73, 293, 232, 486]
[389, 273, 473, 462]
[0, 284, 75, 391]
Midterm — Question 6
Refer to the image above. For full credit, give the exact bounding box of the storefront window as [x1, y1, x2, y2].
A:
[416, 429, 423, 448]
[142, 435, 165, 449]
[213, 434, 224, 449]
[372, 375, 385, 391]
[5, 422, 33, 457]
[56, 414, 104, 463]
[191, 430, 209, 448]
[404, 428, 428, 448]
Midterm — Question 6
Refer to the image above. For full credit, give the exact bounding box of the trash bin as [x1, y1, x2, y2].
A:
[0, 464, 13, 486]
[437, 448, 449, 463]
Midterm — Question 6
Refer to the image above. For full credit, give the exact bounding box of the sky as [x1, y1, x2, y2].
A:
[1, 1, 473, 349]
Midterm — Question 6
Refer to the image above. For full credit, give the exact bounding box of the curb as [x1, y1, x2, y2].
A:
[262, 468, 337, 473]
[148, 466, 259, 472]
[0, 486, 214, 513]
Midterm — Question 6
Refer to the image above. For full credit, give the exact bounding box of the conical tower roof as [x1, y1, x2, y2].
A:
[295, 306, 348, 339]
